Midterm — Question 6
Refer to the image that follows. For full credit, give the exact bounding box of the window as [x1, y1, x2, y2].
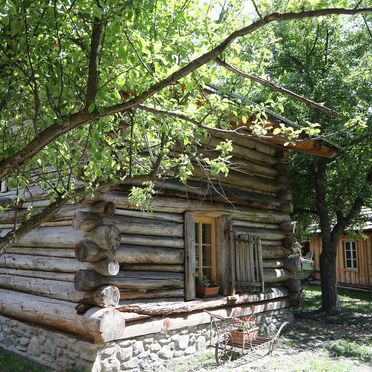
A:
[194, 216, 217, 284]
[344, 240, 357, 270]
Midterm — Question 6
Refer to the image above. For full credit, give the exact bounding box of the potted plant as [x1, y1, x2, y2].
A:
[230, 316, 259, 345]
[196, 278, 220, 298]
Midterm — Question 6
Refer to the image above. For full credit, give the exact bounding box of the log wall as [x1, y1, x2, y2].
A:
[0, 133, 301, 337]
[310, 232, 372, 289]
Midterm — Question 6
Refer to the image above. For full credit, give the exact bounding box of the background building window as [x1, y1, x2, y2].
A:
[194, 216, 217, 284]
[344, 240, 357, 270]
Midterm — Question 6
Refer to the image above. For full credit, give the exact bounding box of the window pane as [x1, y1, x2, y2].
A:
[202, 224, 211, 245]
[346, 259, 352, 268]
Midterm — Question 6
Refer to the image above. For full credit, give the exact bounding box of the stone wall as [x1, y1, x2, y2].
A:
[0, 308, 293, 371]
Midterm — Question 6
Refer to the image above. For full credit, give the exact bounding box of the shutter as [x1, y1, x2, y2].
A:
[231, 233, 264, 293]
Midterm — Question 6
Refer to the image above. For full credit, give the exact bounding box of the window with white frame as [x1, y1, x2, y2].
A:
[343, 240, 357, 270]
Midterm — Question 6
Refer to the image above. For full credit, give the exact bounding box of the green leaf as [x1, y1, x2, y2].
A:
[88, 102, 95, 113]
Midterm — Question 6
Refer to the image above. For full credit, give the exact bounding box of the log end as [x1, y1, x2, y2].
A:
[93, 285, 120, 307]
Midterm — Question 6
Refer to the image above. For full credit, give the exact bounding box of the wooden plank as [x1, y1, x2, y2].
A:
[120, 299, 290, 340]
[184, 212, 195, 301]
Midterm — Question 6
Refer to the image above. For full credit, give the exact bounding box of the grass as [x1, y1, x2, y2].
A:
[284, 284, 372, 364]
[325, 339, 372, 363]
[0, 348, 48, 372]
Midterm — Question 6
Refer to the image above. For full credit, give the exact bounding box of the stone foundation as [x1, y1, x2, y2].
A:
[0, 308, 293, 371]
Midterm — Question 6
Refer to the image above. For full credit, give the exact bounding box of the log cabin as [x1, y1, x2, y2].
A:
[309, 209, 372, 290]
[0, 105, 341, 370]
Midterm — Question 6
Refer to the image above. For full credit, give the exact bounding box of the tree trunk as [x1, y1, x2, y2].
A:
[319, 235, 340, 313]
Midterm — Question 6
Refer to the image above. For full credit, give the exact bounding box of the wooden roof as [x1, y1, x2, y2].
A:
[205, 84, 342, 159]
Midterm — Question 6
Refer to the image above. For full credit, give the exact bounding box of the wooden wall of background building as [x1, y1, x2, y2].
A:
[310, 232, 372, 289]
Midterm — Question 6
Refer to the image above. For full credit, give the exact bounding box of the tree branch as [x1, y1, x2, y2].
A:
[215, 57, 339, 116]
[85, 15, 103, 109]
[0, 7, 370, 179]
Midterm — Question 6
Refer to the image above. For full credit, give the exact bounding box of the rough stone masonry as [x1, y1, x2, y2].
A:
[0, 308, 293, 371]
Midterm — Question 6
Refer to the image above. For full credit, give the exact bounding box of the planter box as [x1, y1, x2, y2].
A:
[230, 328, 259, 345]
[196, 286, 220, 298]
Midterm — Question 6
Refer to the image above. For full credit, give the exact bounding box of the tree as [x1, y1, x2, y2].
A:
[265, 6, 371, 312]
[0, 0, 370, 256]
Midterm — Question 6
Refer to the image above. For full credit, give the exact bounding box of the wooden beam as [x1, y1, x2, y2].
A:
[0, 289, 126, 342]
[184, 212, 195, 301]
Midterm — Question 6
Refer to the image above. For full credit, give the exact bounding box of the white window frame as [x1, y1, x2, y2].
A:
[343, 240, 357, 270]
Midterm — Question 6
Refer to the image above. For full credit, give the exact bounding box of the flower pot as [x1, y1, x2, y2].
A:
[196, 286, 220, 298]
[230, 328, 259, 345]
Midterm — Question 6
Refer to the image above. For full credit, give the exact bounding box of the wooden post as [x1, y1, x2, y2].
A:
[217, 216, 231, 296]
[184, 212, 195, 301]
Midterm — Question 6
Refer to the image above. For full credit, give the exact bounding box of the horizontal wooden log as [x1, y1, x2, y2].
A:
[193, 167, 282, 194]
[0, 226, 85, 248]
[0, 253, 118, 276]
[120, 264, 184, 272]
[120, 289, 184, 300]
[279, 221, 298, 235]
[88, 224, 121, 251]
[75, 270, 184, 292]
[121, 235, 184, 249]
[261, 245, 292, 259]
[104, 216, 183, 237]
[0, 274, 119, 307]
[118, 287, 289, 316]
[200, 136, 278, 165]
[233, 220, 279, 230]
[7, 247, 76, 258]
[263, 257, 302, 273]
[233, 226, 285, 240]
[0, 254, 88, 273]
[102, 194, 291, 223]
[0, 289, 126, 341]
[283, 255, 301, 273]
[85, 286, 120, 307]
[0, 267, 74, 281]
[192, 148, 278, 179]
[115, 209, 183, 222]
[0, 204, 88, 225]
[121, 180, 283, 210]
[262, 259, 285, 269]
[207, 131, 277, 156]
[90, 201, 116, 217]
[263, 268, 294, 283]
[114, 245, 184, 264]
[73, 211, 100, 232]
[0, 197, 12, 207]
[93, 258, 120, 276]
[120, 298, 290, 339]
[75, 241, 108, 262]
